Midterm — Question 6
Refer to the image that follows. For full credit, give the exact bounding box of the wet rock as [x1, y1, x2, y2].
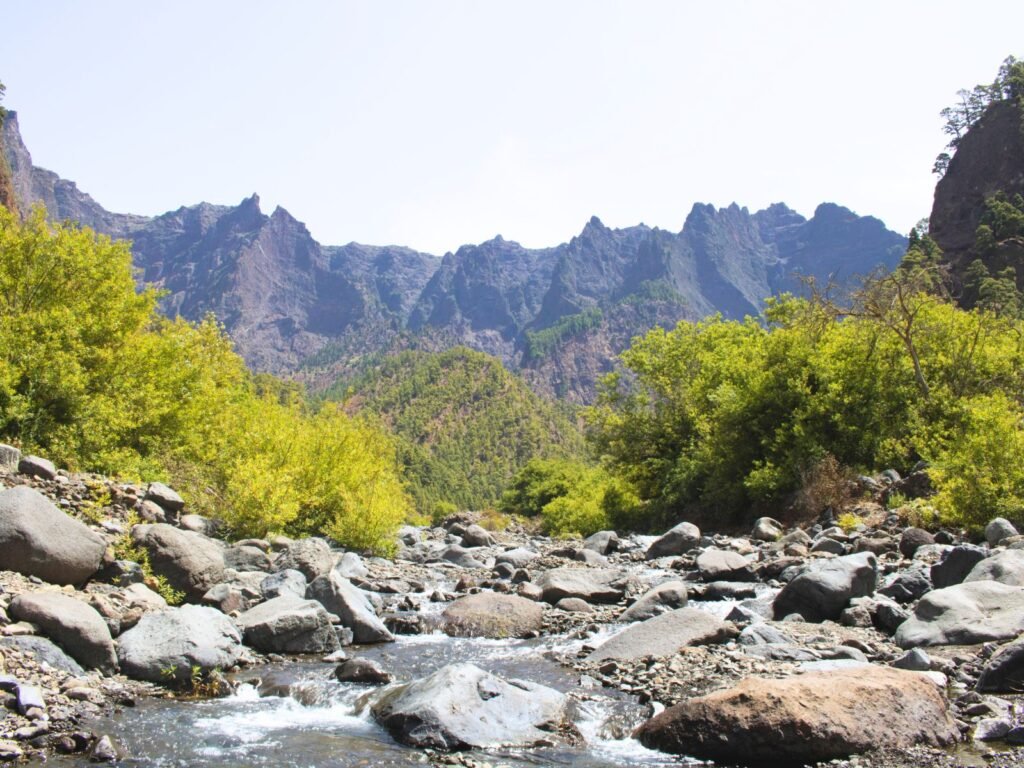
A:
[534, 568, 625, 605]
[695, 548, 754, 582]
[964, 549, 1024, 586]
[977, 635, 1024, 692]
[17, 455, 56, 480]
[144, 482, 185, 514]
[751, 517, 783, 542]
[10, 593, 116, 673]
[986, 517, 1019, 547]
[117, 605, 242, 683]
[0, 486, 106, 585]
[260, 569, 307, 600]
[307, 571, 393, 644]
[931, 545, 989, 588]
[236, 596, 340, 655]
[619, 581, 688, 623]
[273, 537, 334, 582]
[370, 662, 568, 750]
[772, 552, 878, 622]
[635, 666, 959, 763]
[335, 658, 392, 685]
[900, 527, 935, 558]
[89, 734, 118, 762]
[0, 636, 85, 675]
[896, 581, 1024, 647]
[132, 523, 225, 602]
[442, 593, 543, 638]
[588, 608, 734, 661]
[645, 522, 700, 560]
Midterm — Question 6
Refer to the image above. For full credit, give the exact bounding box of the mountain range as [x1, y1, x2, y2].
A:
[1, 110, 907, 401]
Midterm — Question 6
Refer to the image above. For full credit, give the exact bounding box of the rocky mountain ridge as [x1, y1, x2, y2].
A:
[2, 110, 907, 401]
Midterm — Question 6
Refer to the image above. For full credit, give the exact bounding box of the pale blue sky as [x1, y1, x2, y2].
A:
[2, 1, 1022, 254]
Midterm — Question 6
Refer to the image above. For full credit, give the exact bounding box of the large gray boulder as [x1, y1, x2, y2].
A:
[0, 637, 84, 675]
[930, 544, 988, 589]
[773, 552, 878, 622]
[132, 524, 224, 602]
[645, 522, 701, 560]
[441, 593, 543, 639]
[0, 486, 106, 585]
[370, 663, 568, 750]
[494, 548, 538, 568]
[235, 595, 340, 654]
[964, 549, 1024, 586]
[534, 568, 625, 605]
[696, 548, 755, 582]
[9, 593, 116, 673]
[17, 455, 56, 480]
[273, 537, 335, 582]
[223, 545, 272, 573]
[589, 608, 733, 661]
[986, 517, 1019, 547]
[583, 530, 620, 555]
[260, 569, 307, 600]
[635, 666, 958, 763]
[117, 605, 243, 683]
[895, 581, 1024, 648]
[977, 636, 1024, 692]
[306, 571, 393, 644]
[619, 581, 688, 623]
[144, 482, 185, 514]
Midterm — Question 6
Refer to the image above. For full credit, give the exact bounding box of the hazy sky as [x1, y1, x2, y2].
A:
[2, 1, 1022, 254]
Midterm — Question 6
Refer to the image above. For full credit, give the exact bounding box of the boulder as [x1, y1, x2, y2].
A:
[441, 593, 543, 638]
[931, 544, 988, 589]
[440, 544, 487, 569]
[494, 548, 538, 568]
[878, 564, 932, 604]
[986, 517, 1019, 547]
[772, 552, 878, 622]
[306, 571, 393, 644]
[144, 482, 185, 514]
[619, 581, 688, 623]
[977, 636, 1024, 692]
[900, 527, 935, 558]
[645, 522, 700, 560]
[335, 658, 391, 685]
[0, 636, 85, 676]
[811, 537, 846, 555]
[0, 444, 19, 472]
[132, 524, 225, 602]
[534, 567, 625, 605]
[460, 524, 495, 548]
[260, 569, 307, 600]
[555, 597, 592, 612]
[635, 666, 959, 763]
[583, 530, 620, 555]
[0, 486, 105, 585]
[116, 605, 243, 683]
[273, 537, 335, 582]
[696, 548, 755, 582]
[10, 593, 116, 673]
[235, 595, 340, 654]
[964, 549, 1024, 586]
[223, 545, 273, 573]
[573, 548, 608, 566]
[370, 663, 567, 750]
[588, 608, 734, 661]
[895, 581, 1024, 648]
[751, 517, 783, 542]
[17, 455, 56, 480]
[336, 552, 369, 580]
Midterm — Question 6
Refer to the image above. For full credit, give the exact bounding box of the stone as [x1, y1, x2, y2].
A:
[90, 735, 118, 762]
[773, 552, 878, 622]
[810, 537, 846, 555]
[895, 581, 1024, 648]
[554, 597, 593, 612]
[132, 523, 225, 602]
[273, 537, 335, 582]
[494, 548, 538, 568]
[0, 486, 106, 585]
[964, 549, 1024, 586]
[236, 595, 340, 654]
[442, 593, 543, 638]
[701, 581, 758, 600]
[370, 663, 567, 750]
[0, 444, 20, 472]
[116, 604, 243, 683]
[460, 524, 495, 548]
[893, 648, 932, 671]
[120, 582, 169, 611]
[307, 571, 393, 644]
[202, 583, 248, 614]
[440, 544, 487, 569]
[619, 581, 688, 623]
[696, 548, 754, 582]
[136, 500, 166, 523]
[334, 658, 392, 684]
[144, 482, 185, 513]
[645, 522, 700, 559]
[516, 582, 543, 601]
[336, 552, 369, 580]
[0, 636, 84, 675]
[588, 608, 734, 661]
[738, 624, 792, 646]
[10, 593, 116, 673]
[635, 666, 959, 763]
[751, 517, 783, 541]
[260, 569, 307, 600]
[15, 685, 45, 715]
[534, 568, 625, 605]
[900, 527, 935, 558]
[878, 564, 932, 604]
[574, 548, 608, 566]
[583, 530, 620, 555]
[975, 718, 1012, 741]
[17, 455, 56, 480]
[223, 545, 273, 573]
[931, 544, 988, 588]
[986, 517, 1019, 547]
[977, 636, 1024, 692]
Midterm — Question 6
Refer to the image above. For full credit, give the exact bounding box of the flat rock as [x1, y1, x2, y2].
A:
[0, 486, 106, 585]
[534, 567, 625, 605]
[635, 666, 959, 763]
[588, 607, 733, 661]
[442, 593, 543, 638]
[895, 581, 1024, 648]
[132, 523, 225, 602]
[370, 662, 567, 750]
[117, 605, 243, 683]
[10, 593, 116, 673]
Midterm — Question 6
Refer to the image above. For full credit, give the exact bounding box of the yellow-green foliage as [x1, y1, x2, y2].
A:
[0, 207, 410, 554]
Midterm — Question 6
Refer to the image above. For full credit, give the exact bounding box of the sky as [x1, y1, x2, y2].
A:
[2, 1, 1023, 255]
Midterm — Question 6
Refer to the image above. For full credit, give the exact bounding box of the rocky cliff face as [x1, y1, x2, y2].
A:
[2, 111, 907, 400]
[930, 99, 1024, 281]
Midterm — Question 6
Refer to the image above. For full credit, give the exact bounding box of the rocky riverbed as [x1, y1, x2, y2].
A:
[2, 444, 1024, 766]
